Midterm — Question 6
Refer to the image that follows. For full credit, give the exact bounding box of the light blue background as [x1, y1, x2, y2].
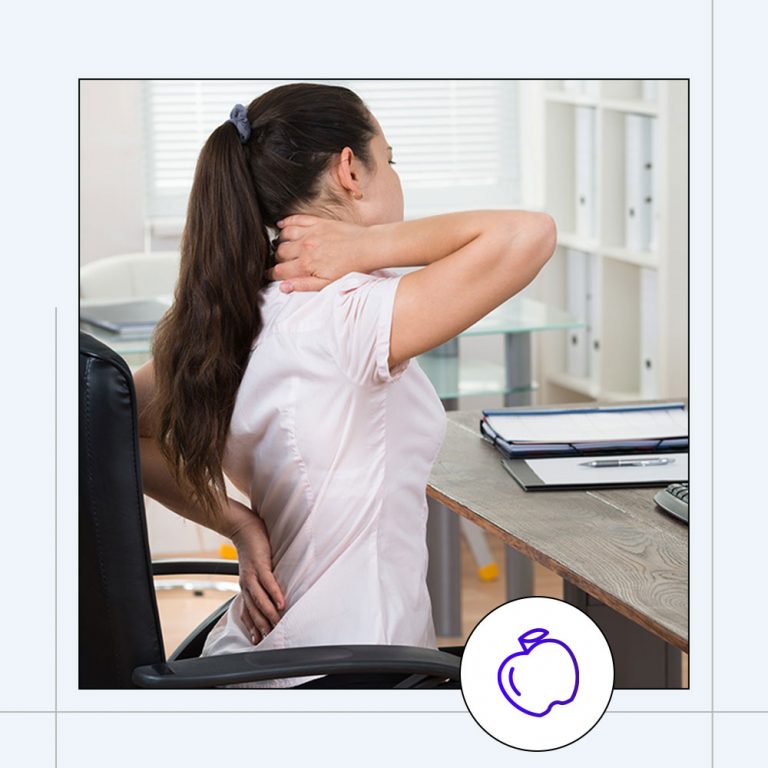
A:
[1, 0, 759, 763]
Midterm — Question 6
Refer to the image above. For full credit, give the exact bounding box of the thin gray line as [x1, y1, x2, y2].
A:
[2, 706, 759, 715]
[606, 711, 722, 715]
[53, 710, 471, 715]
[5, 696, 760, 716]
[711, 3, 715, 767]
[609, 712, 768, 716]
[2, 705, 762, 712]
[39, 709, 768, 715]
[55, 306, 58, 768]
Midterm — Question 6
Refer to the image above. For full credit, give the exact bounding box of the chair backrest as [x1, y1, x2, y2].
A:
[79, 331, 166, 688]
[80, 251, 180, 301]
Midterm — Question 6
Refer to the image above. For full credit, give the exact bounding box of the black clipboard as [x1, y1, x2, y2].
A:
[501, 453, 689, 491]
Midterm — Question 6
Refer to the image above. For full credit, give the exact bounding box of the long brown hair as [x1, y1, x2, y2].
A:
[147, 83, 377, 524]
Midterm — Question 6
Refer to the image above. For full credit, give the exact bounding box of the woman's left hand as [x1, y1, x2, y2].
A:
[228, 503, 286, 645]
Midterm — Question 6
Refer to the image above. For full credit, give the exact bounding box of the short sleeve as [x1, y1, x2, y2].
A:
[329, 271, 410, 386]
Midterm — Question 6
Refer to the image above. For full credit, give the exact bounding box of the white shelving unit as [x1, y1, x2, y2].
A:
[531, 80, 688, 403]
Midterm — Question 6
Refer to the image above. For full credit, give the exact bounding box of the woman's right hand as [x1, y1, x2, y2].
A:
[267, 215, 377, 293]
[228, 504, 286, 645]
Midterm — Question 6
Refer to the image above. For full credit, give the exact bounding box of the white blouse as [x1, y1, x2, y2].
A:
[199, 269, 447, 688]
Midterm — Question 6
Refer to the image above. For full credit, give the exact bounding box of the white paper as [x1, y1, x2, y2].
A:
[526, 452, 688, 486]
[486, 406, 688, 444]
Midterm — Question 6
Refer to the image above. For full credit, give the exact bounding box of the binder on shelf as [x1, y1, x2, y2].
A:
[648, 116, 659, 252]
[585, 253, 603, 386]
[565, 248, 589, 379]
[584, 80, 600, 98]
[625, 114, 656, 252]
[575, 106, 597, 239]
[562, 80, 599, 97]
[562, 79, 584, 94]
[479, 402, 688, 460]
[641, 80, 659, 103]
[639, 267, 659, 398]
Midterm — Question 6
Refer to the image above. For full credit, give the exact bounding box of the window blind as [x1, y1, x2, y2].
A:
[143, 79, 520, 222]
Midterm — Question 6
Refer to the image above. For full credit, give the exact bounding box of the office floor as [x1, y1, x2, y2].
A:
[155, 531, 688, 686]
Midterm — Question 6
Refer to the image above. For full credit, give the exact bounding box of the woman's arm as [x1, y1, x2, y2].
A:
[138, 434, 252, 539]
[379, 211, 556, 367]
[133, 360, 243, 539]
[133, 359, 285, 642]
[272, 209, 557, 368]
[133, 360, 246, 537]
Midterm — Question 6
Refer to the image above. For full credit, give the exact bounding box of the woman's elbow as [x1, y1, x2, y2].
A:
[505, 211, 557, 276]
[533, 213, 558, 267]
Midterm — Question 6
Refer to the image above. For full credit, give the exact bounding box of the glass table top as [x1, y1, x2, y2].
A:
[80, 294, 583, 357]
[460, 296, 583, 336]
[415, 356, 538, 400]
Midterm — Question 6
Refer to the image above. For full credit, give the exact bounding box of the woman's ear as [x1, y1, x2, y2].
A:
[334, 146, 361, 192]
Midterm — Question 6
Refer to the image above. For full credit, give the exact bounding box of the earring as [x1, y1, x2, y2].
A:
[352, 191, 363, 200]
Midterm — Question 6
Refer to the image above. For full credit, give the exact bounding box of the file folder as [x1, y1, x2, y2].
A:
[584, 80, 600, 98]
[586, 253, 603, 384]
[565, 249, 589, 378]
[575, 106, 597, 238]
[625, 114, 656, 252]
[639, 267, 659, 398]
[480, 402, 688, 459]
[641, 80, 658, 102]
[563, 79, 584, 94]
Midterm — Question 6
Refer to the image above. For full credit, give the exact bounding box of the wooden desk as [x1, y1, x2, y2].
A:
[426, 410, 688, 688]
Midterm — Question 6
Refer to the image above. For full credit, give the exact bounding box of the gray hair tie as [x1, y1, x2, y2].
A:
[228, 104, 252, 144]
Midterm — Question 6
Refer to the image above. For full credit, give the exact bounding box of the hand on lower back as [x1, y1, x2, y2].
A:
[228, 501, 286, 644]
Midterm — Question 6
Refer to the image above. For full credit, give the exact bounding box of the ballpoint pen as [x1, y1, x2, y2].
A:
[578, 457, 675, 468]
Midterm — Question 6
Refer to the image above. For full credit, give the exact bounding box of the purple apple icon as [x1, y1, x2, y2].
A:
[497, 628, 579, 717]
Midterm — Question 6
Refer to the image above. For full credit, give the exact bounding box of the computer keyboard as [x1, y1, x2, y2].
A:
[654, 482, 689, 524]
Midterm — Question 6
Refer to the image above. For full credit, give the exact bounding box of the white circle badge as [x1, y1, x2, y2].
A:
[460, 596, 614, 751]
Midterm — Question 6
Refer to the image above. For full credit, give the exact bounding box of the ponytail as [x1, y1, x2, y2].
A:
[148, 120, 271, 524]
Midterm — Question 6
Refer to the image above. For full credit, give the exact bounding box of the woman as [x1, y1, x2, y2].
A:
[134, 83, 556, 688]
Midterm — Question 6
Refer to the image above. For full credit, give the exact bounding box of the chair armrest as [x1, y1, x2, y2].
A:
[151, 558, 239, 577]
[133, 644, 461, 689]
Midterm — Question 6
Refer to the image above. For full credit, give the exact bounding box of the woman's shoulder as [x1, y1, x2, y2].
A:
[254, 269, 402, 340]
[320, 268, 402, 297]
[334, 268, 401, 285]
[259, 269, 400, 305]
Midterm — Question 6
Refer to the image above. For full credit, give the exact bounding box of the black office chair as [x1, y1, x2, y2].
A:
[79, 331, 462, 689]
